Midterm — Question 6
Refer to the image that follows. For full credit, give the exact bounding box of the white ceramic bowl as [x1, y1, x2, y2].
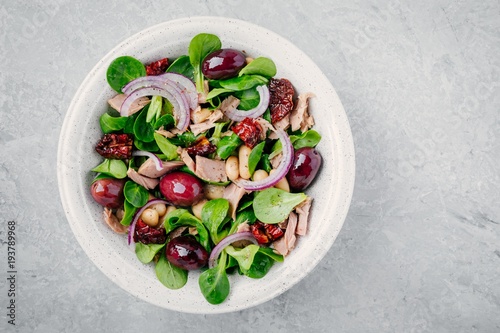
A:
[57, 17, 355, 314]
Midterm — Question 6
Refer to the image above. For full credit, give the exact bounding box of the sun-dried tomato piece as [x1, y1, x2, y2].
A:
[265, 223, 285, 240]
[251, 222, 270, 244]
[232, 117, 262, 148]
[134, 219, 167, 244]
[269, 78, 295, 124]
[250, 221, 284, 245]
[146, 58, 169, 76]
[95, 133, 133, 160]
[186, 136, 216, 156]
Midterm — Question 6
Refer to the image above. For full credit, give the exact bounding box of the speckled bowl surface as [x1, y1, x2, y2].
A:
[57, 16, 355, 314]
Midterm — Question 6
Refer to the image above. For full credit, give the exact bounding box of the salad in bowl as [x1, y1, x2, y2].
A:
[58, 17, 354, 313]
[90, 32, 322, 304]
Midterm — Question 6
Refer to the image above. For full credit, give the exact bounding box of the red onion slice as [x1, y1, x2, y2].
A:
[224, 85, 270, 122]
[120, 86, 189, 131]
[155, 80, 190, 121]
[120, 86, 177, 116]
[122, 73, 198, 111]
[122, 76, 190, 124]
[121, 74, 169, 95]
[234, 129, 293, 191]
[208, 232, 258, 268]
[132, 151, 162, 171]
[163, 73, 198, 110]
[127, 199, 170, 245]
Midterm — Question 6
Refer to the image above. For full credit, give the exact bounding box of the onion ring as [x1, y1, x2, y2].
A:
[208, 232, 258, 268]
[121, 74, 169, 95]
[122, 73, 197, 111]
[234, 129, 293, 191]
[120, 86, 189, 131]
[223, 85, 270, 121]
[132, 151, 163, 171]
[163, 73, 198, 110]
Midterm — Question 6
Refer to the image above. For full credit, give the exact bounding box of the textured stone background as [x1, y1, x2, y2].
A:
[1, 0, 499, 332]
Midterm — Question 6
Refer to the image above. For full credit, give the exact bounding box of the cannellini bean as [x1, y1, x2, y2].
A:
[158, 206, 176, 228]
[141, 208, 159, 227]
[204, 184, 225, 199]
[191, 199, 208, 220]
[239, 145, 252, 180]
[252, 169, 269, 181]
[225, 155, 239, 181]
[150, 203, 167, 216]
[270, 169, 290, 192]
[165, 205, 176, 215]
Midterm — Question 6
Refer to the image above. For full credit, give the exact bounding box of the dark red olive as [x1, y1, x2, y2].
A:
[166, 236, 208, 270]
[287, 147, 322, 191]
[90, 178, 125, 208]
[159, 171, 204, 206]
[202, 48, 246, 80]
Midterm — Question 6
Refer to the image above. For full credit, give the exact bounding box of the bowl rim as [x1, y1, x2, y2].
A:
[57, 16, 355, 314]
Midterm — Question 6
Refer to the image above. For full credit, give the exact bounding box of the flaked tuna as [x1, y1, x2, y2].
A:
[138, 158, 184, 178]
[103, 207, 128, 234]
[127, 168, 159, 190]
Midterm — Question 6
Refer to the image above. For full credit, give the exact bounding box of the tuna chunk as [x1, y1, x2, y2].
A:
[155, 128, 176, 138]
[103, 208, 128, 234]
[223, 183, 247, 220]
[290, 92, 315, 132]
[168, 226, 188, 240]
[195, 156, 227, 183]
[237, 222, 251, 233]
[269, 114, 290, 139]
[273, 211, 298, 256]
[138, 158, 184, 178]
[127, 168, 159, 190]
[270, 152, 283, 169]
[108, 94, 150, 116]
[274, 114, 290, 132]
[255, 117, 275, 132]
[295, 196, 312, 236]
[191, 106, 212, 124]
[190, 109, 224, 136]
[272, 235, 287, 256]
[178, 148, 196, 173]
[255, 117, 276, 141]
[278, 219, 288, 230]
[286, 212, 298, 249]
[219, 95, 240, 115]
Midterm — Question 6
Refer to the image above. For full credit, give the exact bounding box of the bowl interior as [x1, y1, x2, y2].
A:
[57, 16, 355, 314]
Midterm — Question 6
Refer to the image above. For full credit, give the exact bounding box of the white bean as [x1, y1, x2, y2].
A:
[191, 199, 208, 220]
[158, 205, 176, 228]
[165, 205, 176, 215]
[239, 145, 252, 179]
[252, 169, 269, 181]
[226, 156, 240, 181]
[141, 208, 159, 227]
[150, 203, 167, 216]
[204, 184, 225, 199]
[270, 169, 290, 192]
